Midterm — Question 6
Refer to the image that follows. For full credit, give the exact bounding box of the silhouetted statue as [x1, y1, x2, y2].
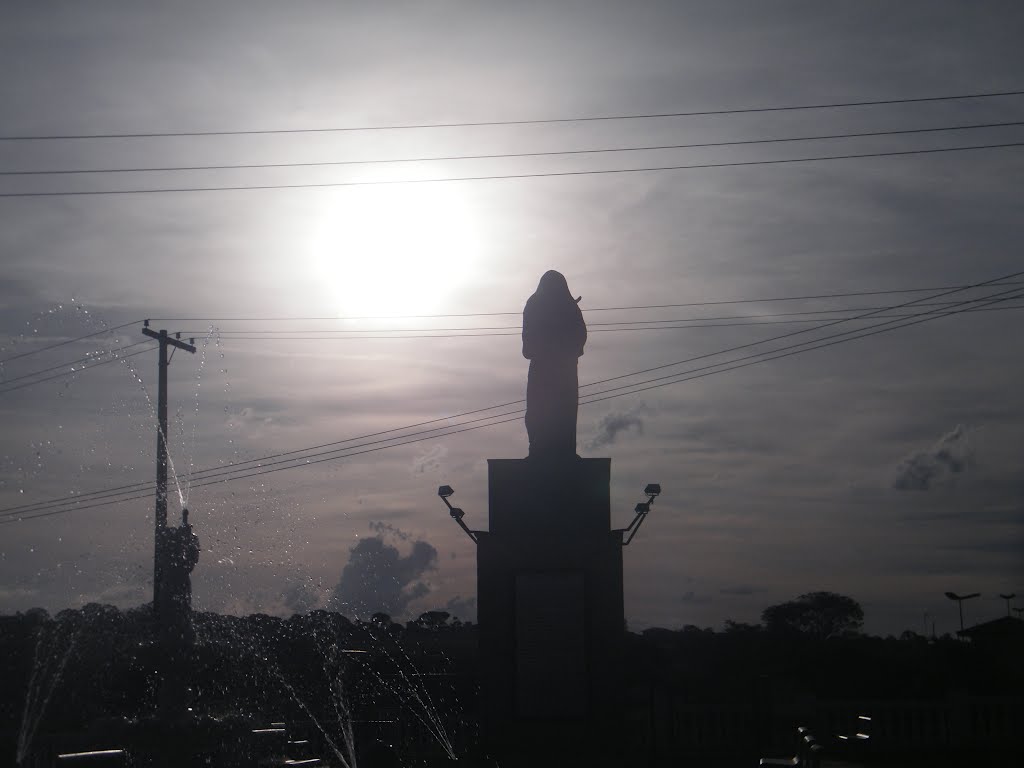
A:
[157, 508, 200, 646]
[523, 271, 587, 458]
[155, 509, 201, 715]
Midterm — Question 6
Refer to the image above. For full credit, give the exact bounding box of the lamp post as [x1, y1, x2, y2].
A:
[944, 591, 980, 633]
[998, 593, 1016, 617]
[437, 485, 478, 543]
[620, 484, 661, 545]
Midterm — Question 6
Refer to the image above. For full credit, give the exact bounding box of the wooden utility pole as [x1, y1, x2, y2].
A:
[142, 323, 196, 609]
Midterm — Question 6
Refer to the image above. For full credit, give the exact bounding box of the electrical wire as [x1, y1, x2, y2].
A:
[188, 298, 1024, 330]
[4, 121, 1022, 177]
[147, 281, 1024, 322]
[0, 320, 141, 364]
[2, 89, 1021, 141]
[4, 275, 1019, 522]
[578, 287, 1024, 403]
[0, 341, 154, 386]
[7, 284, 1020, 396]
[3, 278, 1018, 516]
[176, 303, 1024, 338]
[0, 346, 157, 394]
[2, 142, 1021, 199]
[3, 287, 1017, 525]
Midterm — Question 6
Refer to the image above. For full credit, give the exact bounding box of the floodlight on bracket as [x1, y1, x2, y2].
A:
[437, 485, 478, 544]
[620, 483, 661, 546]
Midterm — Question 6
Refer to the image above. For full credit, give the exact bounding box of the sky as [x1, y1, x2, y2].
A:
[1, 0, 1022, 637]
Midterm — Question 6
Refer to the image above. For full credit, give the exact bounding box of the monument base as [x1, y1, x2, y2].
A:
[477, 457, 626, 765]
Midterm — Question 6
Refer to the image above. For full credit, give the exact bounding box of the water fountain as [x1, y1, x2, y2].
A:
[4, 308, 481, 767]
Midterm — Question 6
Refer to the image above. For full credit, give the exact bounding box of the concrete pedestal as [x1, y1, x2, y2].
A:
[477, 457, 625, 764]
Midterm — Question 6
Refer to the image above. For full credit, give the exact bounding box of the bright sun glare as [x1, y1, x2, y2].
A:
[309, 184, 480, 318]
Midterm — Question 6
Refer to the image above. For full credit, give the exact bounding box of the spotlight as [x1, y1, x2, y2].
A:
[436, 485, 476, 543]
[622, 483, 663, 546]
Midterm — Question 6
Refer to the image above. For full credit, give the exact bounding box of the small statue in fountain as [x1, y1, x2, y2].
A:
[522, 270, 587, 459]
[154, 508, 201, 716]
[158, 508, 200, 646]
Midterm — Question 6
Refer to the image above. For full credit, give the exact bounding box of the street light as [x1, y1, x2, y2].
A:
[437, 485, 477, 543]
[998, 593, 1017, 617]
[944, 591, 980, 633]
[621, 483, 662, 546]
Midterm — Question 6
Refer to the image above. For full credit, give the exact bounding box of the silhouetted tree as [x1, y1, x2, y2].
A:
[723, 620, 762, 634]
[415, 610, 451, 629]
[761, 591, 863, 640]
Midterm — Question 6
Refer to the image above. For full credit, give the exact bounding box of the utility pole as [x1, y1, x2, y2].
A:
[142, 323, 196, 610]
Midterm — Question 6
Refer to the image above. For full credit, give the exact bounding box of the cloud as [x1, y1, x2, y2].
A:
[893, 425, 974, 491]
[588, 405, 646, 449]
[411, 444, 447, 476]
[282, 582, 321, 615]
[444, 595, 477, 622]
[329, 526, 438, 619]
[678, 591, 712, 604]
[719, 585, 766, 596]
[369, 521, 411, 542]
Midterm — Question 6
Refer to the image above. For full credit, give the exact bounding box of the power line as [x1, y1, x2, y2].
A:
[5, 121, 1022, 177]
[3, 286, 1018, 526]
[7, 283, 1019, 396]
[148, 281, 1024, 321]
[2, 89, 1021, 141]
[187, 297, 1024, 330]
[2, 142, 1021, 198]
[568, 275, 1024, 391]
[4, 277, 1018, 516]
[6, 305, 1020, 397]
[578, 287, 1024, 402]
[0, 320, 141, 364]
[577, 288, 1024, 407]
[176, 303, 1024, 338]
[0, 340, 154, 386]
[0, 346, 156, 395]
[5, 274, 1019, 522]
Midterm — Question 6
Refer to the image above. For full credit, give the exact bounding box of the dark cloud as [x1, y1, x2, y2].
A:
[368, 521, 411, 542]
[719, 585, 766, 596]
[678, 591, 712, 604]
[444, 595, 477, 622]
[588, 406, 645, 450]
[329, 528, 438, 619]
[282, 582, 320, 615]
[893, 425, 974, 491]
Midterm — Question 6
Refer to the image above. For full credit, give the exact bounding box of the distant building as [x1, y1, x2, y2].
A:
[958, 616, 1024, 675]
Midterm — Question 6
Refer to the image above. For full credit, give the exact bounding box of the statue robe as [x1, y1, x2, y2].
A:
[522, 271, 587, 458]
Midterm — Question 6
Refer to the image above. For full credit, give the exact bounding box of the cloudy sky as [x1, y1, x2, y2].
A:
[1, 1, 1021, 636]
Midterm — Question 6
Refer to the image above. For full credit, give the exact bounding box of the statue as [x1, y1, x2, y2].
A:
[522, 271, 587, 458]
[155, 508, 201, 714]
[157, 508, 200, 646]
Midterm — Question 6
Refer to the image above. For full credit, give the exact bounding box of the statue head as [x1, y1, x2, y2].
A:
[535, 270, 581, 304]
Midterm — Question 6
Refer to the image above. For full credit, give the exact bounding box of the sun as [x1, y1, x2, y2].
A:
[308, 184, 480, 318]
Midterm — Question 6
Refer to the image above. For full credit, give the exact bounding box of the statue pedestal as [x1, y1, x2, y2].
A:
[477, 458, 625, 764]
